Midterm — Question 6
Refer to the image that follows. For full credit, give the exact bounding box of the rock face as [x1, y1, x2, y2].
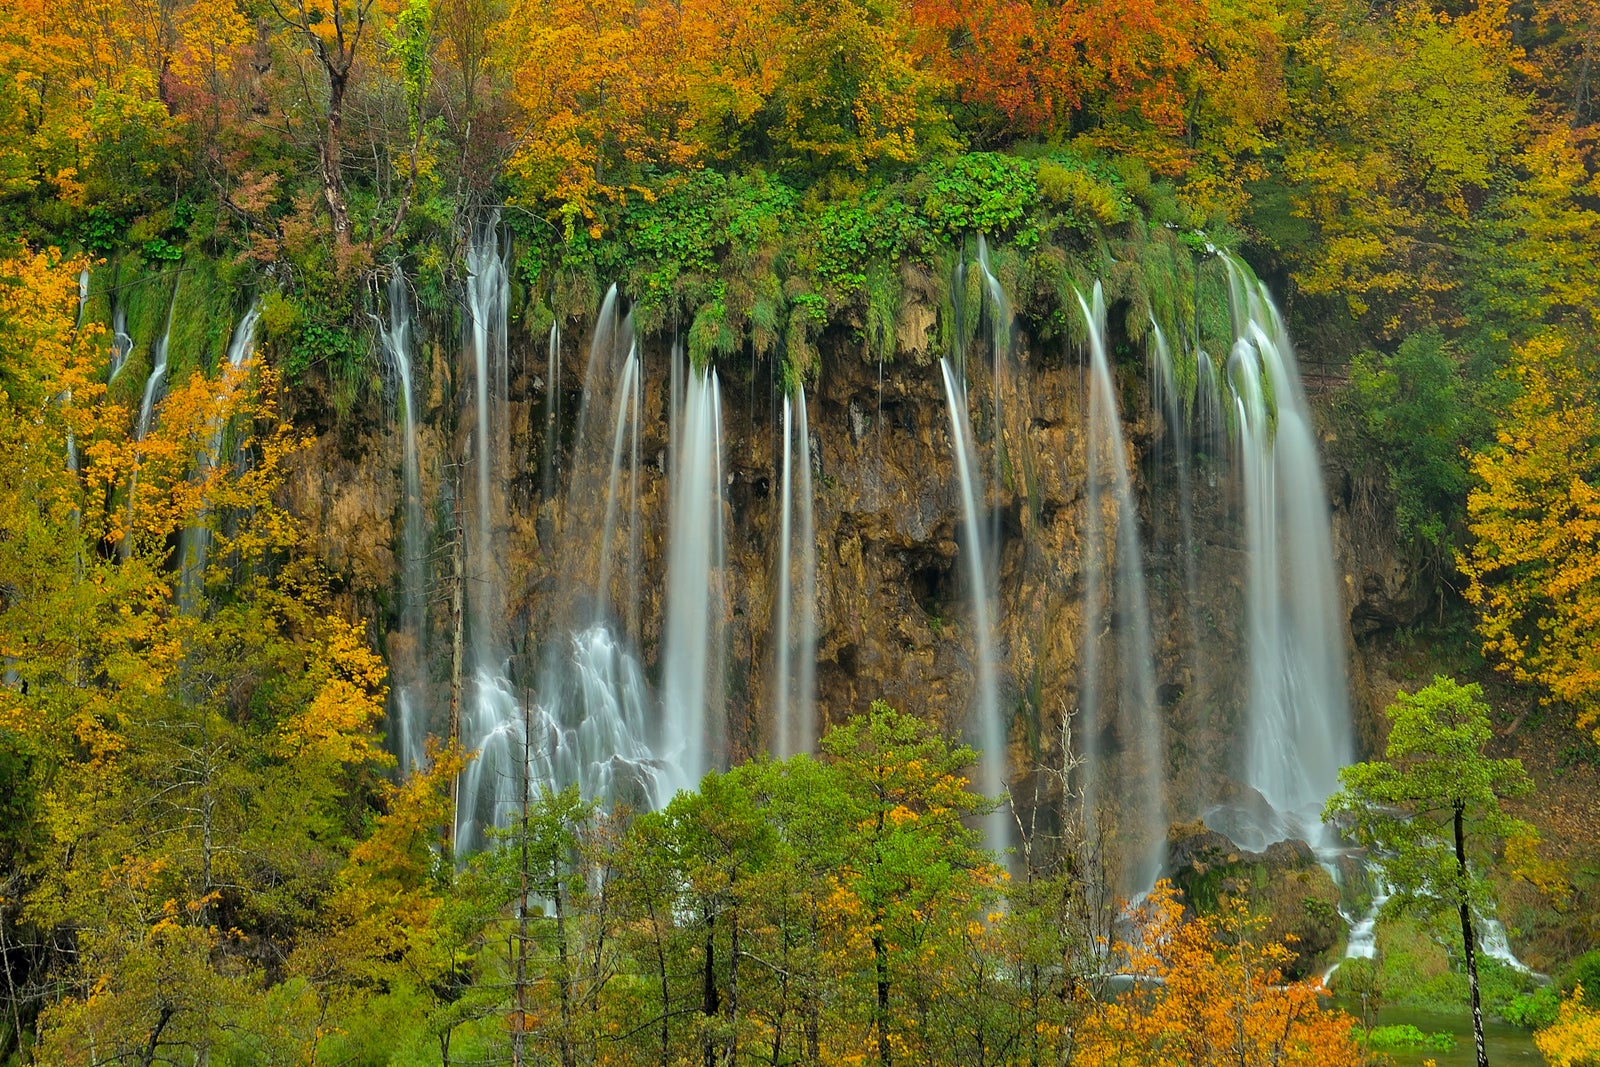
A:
[1167, 822, 1344, 980]
[284, 278, 1422, 877]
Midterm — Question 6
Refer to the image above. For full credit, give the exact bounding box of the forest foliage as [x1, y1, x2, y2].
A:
[2, 0, 1600, 1060]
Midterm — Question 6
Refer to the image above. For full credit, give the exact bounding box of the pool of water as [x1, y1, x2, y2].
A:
[1366, 1007, 1542, 1067]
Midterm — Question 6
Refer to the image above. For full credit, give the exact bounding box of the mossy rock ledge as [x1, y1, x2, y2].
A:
[1167, 821, 1344, 981]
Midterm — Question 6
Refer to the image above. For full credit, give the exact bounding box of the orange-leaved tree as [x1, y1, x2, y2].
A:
[1075, 881, 1361, 1067]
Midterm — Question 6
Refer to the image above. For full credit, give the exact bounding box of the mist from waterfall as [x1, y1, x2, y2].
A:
[772, 385, 817, 759]
[1077, 283, 1163, 891]
[375, 268, 427, 776]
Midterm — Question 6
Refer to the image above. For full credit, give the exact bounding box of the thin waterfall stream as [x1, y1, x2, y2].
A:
[1077, 282, 1164, 891]
[376, 268, 427, 776]
[772, 385, 817, 758]
[939, 357, 1007, 856]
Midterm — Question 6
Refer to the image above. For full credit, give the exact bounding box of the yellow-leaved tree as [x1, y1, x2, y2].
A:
[0, 248, 402, 1063]
[1460, 328, 1600, 742]
[1076, 881, 1361, 1067]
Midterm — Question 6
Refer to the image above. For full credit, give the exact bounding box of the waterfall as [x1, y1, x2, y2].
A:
[661, 366, 726, 796]
[938, 357, 1008, 855]
[109, 302, 133, 383]
[594, 343, 643, 635]
[1077, 283, 1164, 890]
[1221, 263, 1351, 848]
[375, 267, 427, 776]
[1148, 321, 1208, 803]
[526, 300, 665, 815]
[975, 234, 1011, 515]
[134, 282, 179, 445]
[455, 219, 515, 850]
[772, 385, 817, 758]
[122, 281, 179, 558]
[178, 303, 261, 613]
[464, 217, 508, 664]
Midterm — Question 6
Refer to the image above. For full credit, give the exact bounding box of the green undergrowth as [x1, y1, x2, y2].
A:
[1366, 914, 1543, 1021]
[74, 147, 1249, 425]
[505, 148, 1235, 385]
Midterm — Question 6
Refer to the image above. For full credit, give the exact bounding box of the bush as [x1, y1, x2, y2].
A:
[1504, 985, 1560, 1028]
[1564, 950, 1600, 998]
[1365, 1023, 1455, 1052]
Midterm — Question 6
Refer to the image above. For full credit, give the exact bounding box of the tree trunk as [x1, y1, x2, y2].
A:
[873, 927, 891, 1067]
[321, 70, 352, 242]
[728, 906, 739, 1067]
[557, 883, 574, 1067]
[446, 497, 464, 850]
[703, 910, 719, 1067]
[1455, 801, 1488, 1067]
[513, 711, 529, 1067]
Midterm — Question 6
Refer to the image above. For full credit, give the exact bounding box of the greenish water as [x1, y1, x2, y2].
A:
[1366, 1007, 1542, 1067]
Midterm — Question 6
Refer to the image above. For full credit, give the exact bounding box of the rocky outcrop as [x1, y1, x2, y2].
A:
[1167, 821, 1344, 980]
[281, 279, 1423, 883]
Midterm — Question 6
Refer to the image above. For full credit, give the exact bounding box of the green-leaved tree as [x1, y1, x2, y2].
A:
[1324, 676, 1534, 1067]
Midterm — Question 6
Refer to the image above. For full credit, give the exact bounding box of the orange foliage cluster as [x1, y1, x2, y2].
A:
[1077, 882, 1361, 1067]
[496, 0, 1279, 225]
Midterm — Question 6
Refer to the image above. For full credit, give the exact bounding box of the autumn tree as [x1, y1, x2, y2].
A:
[1075, 880, 1361, 1067]
[1460, 329, 1600, 742]
[1324, 676, 1535, 1067]
[267, 0, 378, 248]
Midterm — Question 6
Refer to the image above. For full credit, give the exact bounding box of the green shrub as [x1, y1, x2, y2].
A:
[1563, 949, 1600, 997]
[1502, 985, 1559, 1028]
[1365, 1023, 1455, 1052]
[1036, 161, 1127, 226]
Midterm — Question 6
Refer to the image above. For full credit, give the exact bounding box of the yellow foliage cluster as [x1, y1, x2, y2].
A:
[1460, 329, 1600, 742]
[1537, 986, 1600, 1067]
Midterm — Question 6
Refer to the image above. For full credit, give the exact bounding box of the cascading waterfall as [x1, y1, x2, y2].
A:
[975, 235, 1011, 513]
[938, 357, 1008, 855]
[1077, 283, 1164, 890]
[661, 366, 726, 797]
[455, 219, 516, 849]
[134, 282, 178, 445]
[771, 385, 817, 758]
[465, 217, 508, 664]
[178, 303, 261, 613]
[375, 267, 427, 776]
[529, 298, 664, 814]
[123, 282, 180, 558]
[109, 302, 133, 382]
[1219, 262, 1351, 848]
[1147, 321, 1209, 797]
[594, 343, 644, 635]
